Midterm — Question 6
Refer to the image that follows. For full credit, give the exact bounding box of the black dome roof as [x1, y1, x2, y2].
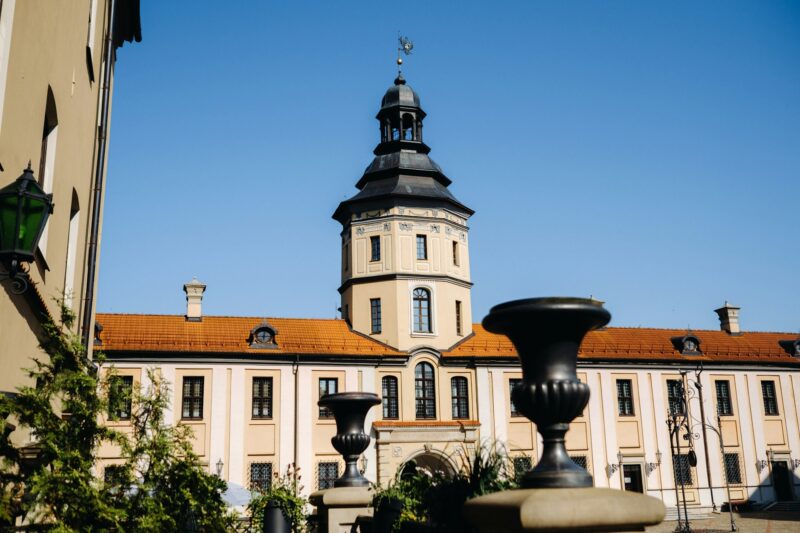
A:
[380, 74, 421, 110]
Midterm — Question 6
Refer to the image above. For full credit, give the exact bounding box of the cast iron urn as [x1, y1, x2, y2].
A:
[483, 297, 611, 489]
[318, 392, 381, 487]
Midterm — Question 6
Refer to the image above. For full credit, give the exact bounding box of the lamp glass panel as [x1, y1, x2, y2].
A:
[0, 194, 17, 251]
[18, 194, 47, 253]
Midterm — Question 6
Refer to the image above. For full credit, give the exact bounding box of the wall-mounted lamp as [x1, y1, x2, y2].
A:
[756, 459, 768, 473]
[0, 164, 54, 294]
[792, 459, 800, 470]
[646, 450, 663, 476]
[215, 458, 224, 476]
[607, 451, 624, 477]
[359, 454, 368, 475]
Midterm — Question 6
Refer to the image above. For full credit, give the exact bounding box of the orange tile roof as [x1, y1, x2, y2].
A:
[95, 314, 799, 365]
[95, 314, 403, 356]
[443, 324, 799, 365]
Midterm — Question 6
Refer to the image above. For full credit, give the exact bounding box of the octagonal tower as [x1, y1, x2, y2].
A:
[333, 75, 474, 351]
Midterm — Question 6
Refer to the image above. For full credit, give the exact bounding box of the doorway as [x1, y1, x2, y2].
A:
[623, 464, 644, 493]
[771, 461, 794, 501]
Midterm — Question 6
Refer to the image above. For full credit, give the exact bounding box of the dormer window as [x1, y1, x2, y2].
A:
[672, 334, 701, 355]
[249, 321, 278, 349]
[778, 339, 800, 357]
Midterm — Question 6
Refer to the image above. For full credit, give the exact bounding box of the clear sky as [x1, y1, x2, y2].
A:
[98, 1, 800, 333]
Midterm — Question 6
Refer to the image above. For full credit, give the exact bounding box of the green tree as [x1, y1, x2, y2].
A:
[113, 368, 234, 532]
[0, 304, 125, 530]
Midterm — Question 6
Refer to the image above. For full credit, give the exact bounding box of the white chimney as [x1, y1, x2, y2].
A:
[714, 301, 741, 335]
[183, 278, 206, 321]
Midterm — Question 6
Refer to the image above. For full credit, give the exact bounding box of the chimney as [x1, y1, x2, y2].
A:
[714, 301, 741, 335]
[183, 278, 206, 322]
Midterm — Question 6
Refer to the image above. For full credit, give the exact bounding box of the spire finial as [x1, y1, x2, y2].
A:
[397, 33, 414, 78]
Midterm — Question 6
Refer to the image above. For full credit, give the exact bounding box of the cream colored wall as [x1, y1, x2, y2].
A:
[0, 1, 111, 415]
[341, 205, 473, 351]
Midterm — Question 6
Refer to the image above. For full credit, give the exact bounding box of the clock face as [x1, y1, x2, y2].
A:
[684, 339, 696, 352]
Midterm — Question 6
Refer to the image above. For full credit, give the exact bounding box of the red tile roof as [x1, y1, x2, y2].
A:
[442, 324, 799, 365]
[95, 314, 799, 365]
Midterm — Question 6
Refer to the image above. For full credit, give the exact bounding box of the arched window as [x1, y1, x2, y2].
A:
[415, 362, 436, 419]
[63, 190, 80, 309]
[402, 113, 415, 140]
[381, 376, 399, 419]
[37, 87, 58, 259]
[451, 376, 469, 419]
[412, 288, 432, 333]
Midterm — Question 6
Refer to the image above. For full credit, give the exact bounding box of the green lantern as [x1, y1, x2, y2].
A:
[0, 164, 54, 291]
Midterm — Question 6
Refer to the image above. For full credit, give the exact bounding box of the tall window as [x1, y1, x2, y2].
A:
[416, 235, 427, 260]
[250, 462, 273, 491]
[509, 378, 522, 417]
[723, 453, 742, 484]
[37, 88, 58, 259]
[370, 236, 380, 261]
[715, 380, 732, 416]
[415, 362, 436, 419]
[452, 241, 459, 266]
[455, 300, 463, 336]
[412, 288, 432, 333]
[318, 462, 339, 490]
[616, 379, 634, 416]
[382, 376, 399, 419]
[63, 191, 80, 309]
[319, 378, 338, 418]
[451, 376, 469, 419]
[108, 375, 133, 421]
[343, 243, 349, 271]
[672, 454, 694, 486]
[513, 456, 532, 484]
[370, 298, 382, 334]
[252, 377, 273, 419]
[181, 376, 204, 420]
[667, 379, 685, 416]
[761, 380, 778, 415]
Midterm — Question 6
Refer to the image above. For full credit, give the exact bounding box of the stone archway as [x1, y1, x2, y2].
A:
[401, 450, 457, 479]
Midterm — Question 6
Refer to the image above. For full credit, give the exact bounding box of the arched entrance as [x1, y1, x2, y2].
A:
[400, 451, 457, 479]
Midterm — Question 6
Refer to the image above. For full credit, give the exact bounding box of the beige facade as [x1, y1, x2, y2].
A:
[0, 0, 139, 438]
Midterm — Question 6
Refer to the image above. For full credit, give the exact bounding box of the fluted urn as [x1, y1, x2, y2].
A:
[318, 392, 381, 488]
[483, 297, 610, 489]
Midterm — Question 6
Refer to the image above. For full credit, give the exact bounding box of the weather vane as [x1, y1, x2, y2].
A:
[397, 33, 413, 75]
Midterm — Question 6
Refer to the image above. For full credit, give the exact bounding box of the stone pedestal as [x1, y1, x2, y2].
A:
[310, 486, 373, 533]
[463, 488, 665, 532]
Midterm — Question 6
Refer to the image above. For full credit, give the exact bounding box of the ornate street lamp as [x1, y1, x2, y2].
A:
[0, 164, 54, 293]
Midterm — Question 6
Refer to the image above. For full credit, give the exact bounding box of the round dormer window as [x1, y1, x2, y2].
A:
[254, 328, 273, 344]
[684, 339, 697, 352]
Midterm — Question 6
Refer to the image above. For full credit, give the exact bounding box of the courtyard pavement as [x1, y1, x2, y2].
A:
[644, 511, 800, 532]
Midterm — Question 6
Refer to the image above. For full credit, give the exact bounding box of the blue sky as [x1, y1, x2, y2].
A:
[99, 1, 800, 332]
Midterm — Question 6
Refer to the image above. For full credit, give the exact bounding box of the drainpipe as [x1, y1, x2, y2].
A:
[293, 352, 300, 477]
[81, 0, 117, 350]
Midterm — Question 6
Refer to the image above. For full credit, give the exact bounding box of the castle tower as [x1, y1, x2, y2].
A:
[333, 75, 474, 351]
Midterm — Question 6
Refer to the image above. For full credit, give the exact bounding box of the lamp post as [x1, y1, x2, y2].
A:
[0, 164, 54, 294]
[667, 376, 695, 533]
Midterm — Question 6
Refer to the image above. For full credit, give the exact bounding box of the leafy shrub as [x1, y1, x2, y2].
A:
[248, 464, 308, 532]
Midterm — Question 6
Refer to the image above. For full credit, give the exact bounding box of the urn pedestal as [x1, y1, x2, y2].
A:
[464, 297, 665, 532]
[311, 392, 380, 533]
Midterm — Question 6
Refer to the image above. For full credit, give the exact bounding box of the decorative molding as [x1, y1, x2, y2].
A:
[399, 223, 413, 231]
[383, 223, 390, 232]
[430, 224, 440, 233]
[355, 227, 365, 236]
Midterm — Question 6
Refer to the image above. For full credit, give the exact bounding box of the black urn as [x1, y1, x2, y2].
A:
[483, 297, 611, 489]
[318, 392, 381, 488]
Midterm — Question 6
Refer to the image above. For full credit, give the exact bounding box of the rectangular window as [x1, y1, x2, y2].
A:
[370, 298, 382, 334]
[104, 465, 124, 486]
[616, 379, 634, 416]
[569, 455, 588, 470]
[181, 376, 204, 420]
[724, 453, 742, 485]
[250, 462, 273, 492]
[715, 380, 732, 417]
[452, 241, 459, 266]
[252, 377, 273, 419]
[382, 376, 399, 419]
[761, 380, 778, 415]
[451, 377, 469, 419]
[672, 454, 694, 486]
[667, 379, 686, 416]
[318, 462, 339, 490]
[319, 378, 338, 418]
[455, 300, 463, 336]
[370, 236, 380, 261]
[344, 243, 349, 271]
[416, 234, 427, 260]
[108, 375, 133, 421]
[509, 378, 522, 417]
[513, 456, 532, 483]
